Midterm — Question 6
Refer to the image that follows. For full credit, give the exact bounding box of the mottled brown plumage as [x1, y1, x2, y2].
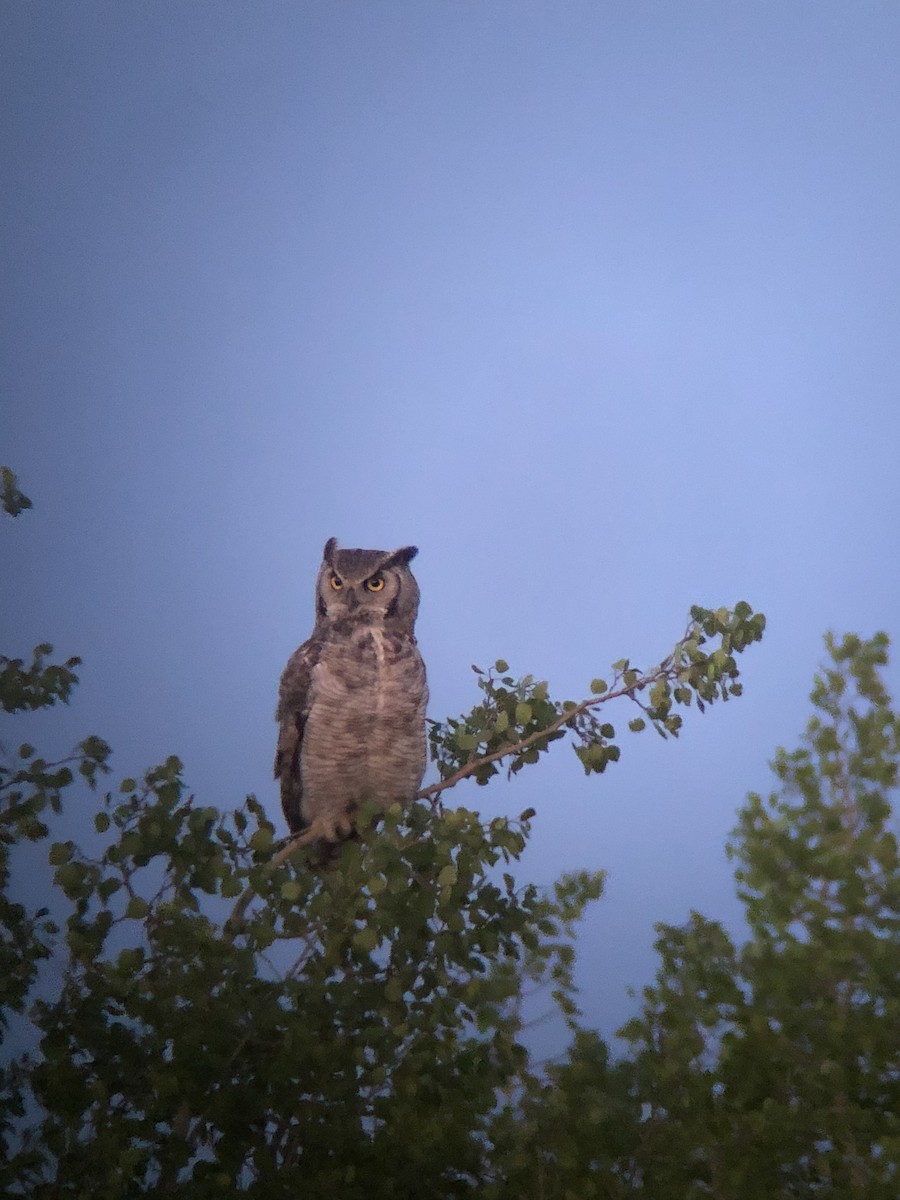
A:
[275, 538, 428, 841]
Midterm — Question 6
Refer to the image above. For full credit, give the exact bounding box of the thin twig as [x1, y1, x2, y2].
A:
[224, 817, 344, 935]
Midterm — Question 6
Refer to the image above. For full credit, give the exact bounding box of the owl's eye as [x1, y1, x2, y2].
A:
[365, 575, 385, 592]
[329, 575, 343, 590]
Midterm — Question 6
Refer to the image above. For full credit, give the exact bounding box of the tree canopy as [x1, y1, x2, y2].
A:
[3, 469, 897, 1197]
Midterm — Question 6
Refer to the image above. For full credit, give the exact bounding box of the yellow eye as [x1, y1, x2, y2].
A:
[329, 574, 343, 590]
[365, 575, 385, 592]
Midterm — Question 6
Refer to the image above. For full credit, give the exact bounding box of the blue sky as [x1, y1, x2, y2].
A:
[3, 1, 899, 1045]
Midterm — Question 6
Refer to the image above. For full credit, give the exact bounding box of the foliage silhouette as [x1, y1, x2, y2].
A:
[16, 468, 893, 1197]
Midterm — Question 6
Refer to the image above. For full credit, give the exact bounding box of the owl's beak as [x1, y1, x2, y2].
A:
[345, 588, 359, 612]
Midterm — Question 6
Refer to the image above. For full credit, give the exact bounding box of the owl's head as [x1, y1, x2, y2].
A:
[315, 537, 421, 627]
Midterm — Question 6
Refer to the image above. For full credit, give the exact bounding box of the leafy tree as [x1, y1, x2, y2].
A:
[618, 631, 900, 1197]
[1, 469, 766, 1195]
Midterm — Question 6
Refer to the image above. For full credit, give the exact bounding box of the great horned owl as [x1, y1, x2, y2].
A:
[274, 538, 428, 841]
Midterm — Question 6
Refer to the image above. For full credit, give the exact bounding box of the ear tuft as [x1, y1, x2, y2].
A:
[323, 537, 338, 564]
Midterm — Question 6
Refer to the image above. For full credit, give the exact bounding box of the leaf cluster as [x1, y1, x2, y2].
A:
[1, 645, 82, 715]
[4, 761, 605, 1194]
[428, 664, 566, 785]
[426, 602, 765, 793]
[1, 468, 32, 518]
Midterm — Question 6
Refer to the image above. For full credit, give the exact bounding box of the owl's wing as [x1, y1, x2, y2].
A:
[274, 637, 320, 834]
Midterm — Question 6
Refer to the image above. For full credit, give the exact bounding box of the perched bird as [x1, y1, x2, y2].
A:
[275, 538, 428, 842]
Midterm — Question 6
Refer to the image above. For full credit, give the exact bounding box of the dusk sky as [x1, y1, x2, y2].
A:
[3, 1, 899, 1048]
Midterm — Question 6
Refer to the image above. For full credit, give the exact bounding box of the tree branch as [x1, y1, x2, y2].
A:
[417, 660, 673, 803]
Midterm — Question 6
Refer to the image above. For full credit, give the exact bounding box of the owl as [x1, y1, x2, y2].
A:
[274, 538, 428, 842]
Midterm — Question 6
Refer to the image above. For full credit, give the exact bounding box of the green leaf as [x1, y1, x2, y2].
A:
[590, 678, 608, 695]
[1, 466, 33, 517]
[54, 861, 86, 898]
[352, 927, 378, 954]
[250, 826, 274, 852]
[117, 947, 144, 973]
